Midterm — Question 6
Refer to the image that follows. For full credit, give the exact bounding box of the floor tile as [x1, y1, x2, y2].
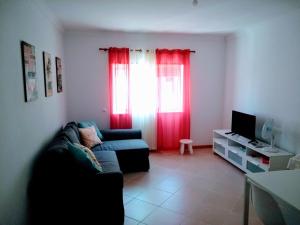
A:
[142, 207, 185, 225]
[123, 184, 144, 197]
[128, 174, 166, 189]
[190, 206, 230, 225]
[155, 177, 185, 193]
[125, 199, 157, 221]
[136, 188, 172, 206]
[161, 191, 206, 216]
[123, 194, 134, 205]
[180, 217, 210, 225]
[124, 172, 147, 183]
[124, 216, 139, 225]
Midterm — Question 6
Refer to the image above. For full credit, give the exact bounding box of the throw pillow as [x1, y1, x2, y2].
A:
[79, 126, 102, 149]
[78, 121, 104, 140]
[74, 143, 102, 172]
[67, 142, 102, 174]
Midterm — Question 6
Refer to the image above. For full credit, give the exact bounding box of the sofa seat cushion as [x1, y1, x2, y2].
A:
[92, 139, 149, 173]
[93, 150, 121, 173]
[93, 139, 148, 151]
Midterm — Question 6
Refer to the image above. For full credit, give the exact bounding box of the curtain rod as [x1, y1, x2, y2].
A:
[99, 48, 196, 53]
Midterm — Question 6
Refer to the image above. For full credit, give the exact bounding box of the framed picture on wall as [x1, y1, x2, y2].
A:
[43, 52, 53, 97]
[21, 41, 38, 102]
[55, 57, 63, 93]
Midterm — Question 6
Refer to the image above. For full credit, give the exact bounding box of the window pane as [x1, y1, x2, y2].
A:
[112, 64, 128, 114]
[130, 63, 157, 115]
[158, 65, 183, 113]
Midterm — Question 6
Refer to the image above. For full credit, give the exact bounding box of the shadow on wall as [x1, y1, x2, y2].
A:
[254, 114, 266, 141]
[0, 131, 62, 225]
[0, 162, 30, 225]
[223, 33, 241, 128]
[280, 124, 300, 154]
[255, 114, 300, 154]
[26, 130, 64, 225]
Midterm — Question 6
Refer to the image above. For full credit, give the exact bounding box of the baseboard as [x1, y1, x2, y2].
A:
[149, 145, 212, 152]
[193, 145, 213, 149]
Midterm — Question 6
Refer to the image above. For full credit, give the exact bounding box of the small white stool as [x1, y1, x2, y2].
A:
[180, 139, 193, 155]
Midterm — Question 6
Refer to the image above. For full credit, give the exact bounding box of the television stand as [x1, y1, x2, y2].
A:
[213, 129, 293, 173]
[248, 140, 258, 145]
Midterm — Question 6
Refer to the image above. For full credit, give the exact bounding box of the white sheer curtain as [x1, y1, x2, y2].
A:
[130, 50, 157, 149]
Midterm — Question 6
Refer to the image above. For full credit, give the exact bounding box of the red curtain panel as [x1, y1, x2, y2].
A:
[156, 49, 191, 150]
[108, 47, 132, 129]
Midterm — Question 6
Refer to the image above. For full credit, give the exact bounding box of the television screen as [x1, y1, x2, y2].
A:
[231, 110, 256, 140]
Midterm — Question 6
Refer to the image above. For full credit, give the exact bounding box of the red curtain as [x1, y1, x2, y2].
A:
[108, 47, 132, 129]
[156, 49, 191, 150]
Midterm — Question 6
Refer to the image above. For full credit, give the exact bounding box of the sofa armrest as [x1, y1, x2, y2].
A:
[91, 171, 124, 225]
[94, 171, 123, 189]
[100, 129, 142, 141]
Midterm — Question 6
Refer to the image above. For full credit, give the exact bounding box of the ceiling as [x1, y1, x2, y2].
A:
[45, 0, 300, 34]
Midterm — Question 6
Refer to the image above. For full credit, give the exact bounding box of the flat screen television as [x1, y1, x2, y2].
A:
[231, 110, 256, 141]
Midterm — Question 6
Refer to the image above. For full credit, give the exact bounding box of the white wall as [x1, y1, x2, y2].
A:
[223, 9, 300, 154]
[0, 0, 67, 224]
[64, 30, 226, 146]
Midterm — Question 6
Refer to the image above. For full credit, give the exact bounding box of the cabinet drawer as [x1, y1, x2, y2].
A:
[228, 150, 242, 166]
[214, 143, 225, 155]
[247, 161, 265, 173]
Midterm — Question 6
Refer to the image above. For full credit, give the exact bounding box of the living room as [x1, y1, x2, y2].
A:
[0, 0, 300, 225]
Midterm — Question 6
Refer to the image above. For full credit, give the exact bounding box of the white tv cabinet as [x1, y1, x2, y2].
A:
[213, 129, 294, 173]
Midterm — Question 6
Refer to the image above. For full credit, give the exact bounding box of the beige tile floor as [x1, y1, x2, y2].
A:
[123, 148, 264, 225]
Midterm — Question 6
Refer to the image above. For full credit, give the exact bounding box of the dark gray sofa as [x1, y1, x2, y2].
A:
[28, 122, 150, 225]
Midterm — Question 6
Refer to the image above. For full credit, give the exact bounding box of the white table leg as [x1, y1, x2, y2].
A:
[243, 178, 250, 225]
[188, 144, 193, 154]
[180, 143, 184, 155]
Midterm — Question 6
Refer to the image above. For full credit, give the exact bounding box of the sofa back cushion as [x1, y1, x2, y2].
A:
[28, 135, 77, 197]
[62, 122, 80, 144]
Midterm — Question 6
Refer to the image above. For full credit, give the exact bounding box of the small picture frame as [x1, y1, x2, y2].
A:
[43, 52, 53, 97]
[55, 57, 63, 93]
[21, 41, 38, 102]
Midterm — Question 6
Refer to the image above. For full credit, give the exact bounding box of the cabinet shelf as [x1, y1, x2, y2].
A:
[213, 129, 293, 173]
[246, 155, 269, 171]
[213, 138, 227, 147]
[227, 145, 246, 155]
